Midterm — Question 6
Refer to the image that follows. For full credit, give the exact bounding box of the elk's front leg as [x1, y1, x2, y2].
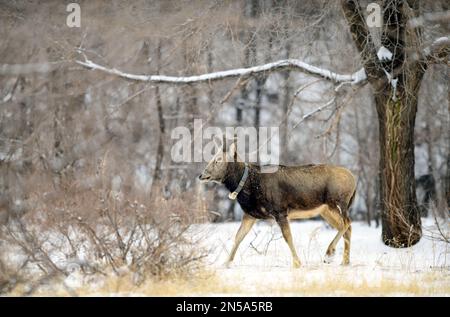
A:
[277, 217, 301, 268]
[226, 213, 256, 266]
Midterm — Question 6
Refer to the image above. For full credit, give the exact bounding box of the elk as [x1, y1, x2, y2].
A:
[198, 137, 356, 268]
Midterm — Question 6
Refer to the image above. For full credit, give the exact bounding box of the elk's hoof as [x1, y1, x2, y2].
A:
[293, 259, 301, 268]
[341, 259, 350, 266]
[223, 261, 232, 269]
[323, 253, 335, 264]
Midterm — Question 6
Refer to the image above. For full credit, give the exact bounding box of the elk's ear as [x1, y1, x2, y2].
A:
[222, 134, 227, 152]
[229, 142, 237, 161]
[213, 136, 221, 153]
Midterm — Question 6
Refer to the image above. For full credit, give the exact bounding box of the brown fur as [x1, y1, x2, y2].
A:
[199, 149, 356, 267]
[222, 163, 356, 221]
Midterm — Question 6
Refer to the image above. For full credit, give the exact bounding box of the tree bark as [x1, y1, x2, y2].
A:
[280, 41, 291, 164]
[445, 80, 450, 208]
[342, 0, 426, 247]
[152, 40, 165, 184]
[145, 39, 165, 199]
[375, 87, 422, 247]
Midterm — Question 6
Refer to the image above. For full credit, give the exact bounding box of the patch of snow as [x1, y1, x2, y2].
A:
[2, 92, 12, 103]
[193, 218, 450, 295]
[377, 46, 393, 61]
[391, 77, 398, 101]
[383, 69, 392, 82]
[5, 217, 448, 296]
[423, 36, 450, 57]
[351, 68, 367, 85]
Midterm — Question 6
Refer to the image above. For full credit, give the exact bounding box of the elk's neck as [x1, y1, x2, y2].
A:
[223, 162, 246, 192]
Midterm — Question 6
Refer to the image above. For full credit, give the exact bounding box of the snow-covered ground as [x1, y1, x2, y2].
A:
[12, 217, 448, 296]
[188, 218, 450, 296]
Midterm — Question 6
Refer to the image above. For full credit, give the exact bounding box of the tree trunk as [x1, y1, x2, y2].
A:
[153, 41, 165, 184]
[149, 40, 165, 199]
[445, 85, 450, 208]
[375, 86, 422, 247]
[280, 45, 291, 164]
[445, 149, 450, 208]
[341, 0, 428, 247]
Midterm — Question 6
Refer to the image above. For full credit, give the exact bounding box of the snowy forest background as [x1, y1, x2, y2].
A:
[0, 0, 448, 295]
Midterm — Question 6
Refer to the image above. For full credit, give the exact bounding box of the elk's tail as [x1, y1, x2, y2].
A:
[347, 188, 356, 211]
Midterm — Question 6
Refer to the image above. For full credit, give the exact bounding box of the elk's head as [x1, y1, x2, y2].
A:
[198, 135, 238, 183]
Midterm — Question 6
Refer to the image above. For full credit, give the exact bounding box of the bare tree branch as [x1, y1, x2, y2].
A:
[341, 0, 385, 86]
[423, 36, 450, 64]
[291, 97, 337, 132]
[76, 56, 367, 85]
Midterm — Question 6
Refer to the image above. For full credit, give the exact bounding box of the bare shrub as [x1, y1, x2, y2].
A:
[0, 176, 208, 295]
[0, 256, 22, 294]
[425, 202, 450, 244]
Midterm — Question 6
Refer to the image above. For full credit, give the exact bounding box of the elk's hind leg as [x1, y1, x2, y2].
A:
[320, 205, 349, 264]
[226, 213, 256, 266]
[276, 217, 301, 268]
[342, 223, 351, 265]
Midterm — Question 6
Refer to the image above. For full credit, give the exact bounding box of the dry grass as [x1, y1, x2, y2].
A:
[21, 266, 449, 297]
